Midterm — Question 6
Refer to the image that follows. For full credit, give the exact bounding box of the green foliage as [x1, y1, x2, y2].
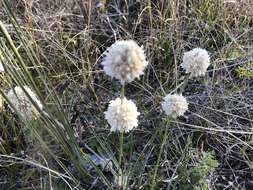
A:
[236, 62, 253, 79]
[177, 150, 218, 190]
[0, 0, 251, 189]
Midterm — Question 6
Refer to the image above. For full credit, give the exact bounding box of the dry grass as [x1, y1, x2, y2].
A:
[0, 0, 253, 189]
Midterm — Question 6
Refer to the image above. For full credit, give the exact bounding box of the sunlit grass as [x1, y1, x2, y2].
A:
[0, 0, 252, 189]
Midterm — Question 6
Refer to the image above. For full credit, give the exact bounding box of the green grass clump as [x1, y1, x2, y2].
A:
[177, 150, 218, 190]
[0, 0, 252, 189]
[236, 62, 253, 79]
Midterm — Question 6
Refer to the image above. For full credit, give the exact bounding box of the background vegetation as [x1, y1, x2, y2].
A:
[0, 0, 252, 189]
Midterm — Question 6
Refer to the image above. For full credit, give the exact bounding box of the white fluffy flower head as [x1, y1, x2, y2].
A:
[162, 94, 188, 118]
[104, 97, 140, 133]
[180, 48, 210, 78]
[6, 86, 43, 121]
[101, 40, 148, 84]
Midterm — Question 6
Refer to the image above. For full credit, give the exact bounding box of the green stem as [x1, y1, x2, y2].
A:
[119, 132, 124, 169]
[120, 84, 125, 99]
[150, 118, 171, 190]
[179, 74, 190, 94]
[119, 84, 125, 167]
[118, 84, 125, 189]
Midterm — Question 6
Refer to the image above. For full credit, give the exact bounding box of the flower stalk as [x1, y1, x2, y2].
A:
[151, 118, 171, 190]
[179, 73, 190, 94]
[119, 84, 125, 188]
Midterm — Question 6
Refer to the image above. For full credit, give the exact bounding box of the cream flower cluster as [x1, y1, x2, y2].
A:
[101, 40, 148, 84]
[6, 86, 43, 121]
[104, 97, 140, 133]
[180, 48, 210, 78]
[162, 94, 188, 118]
